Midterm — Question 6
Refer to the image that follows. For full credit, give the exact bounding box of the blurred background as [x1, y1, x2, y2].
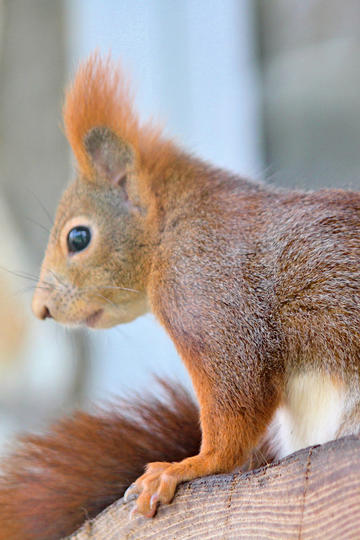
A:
[0, 0, 359, 450]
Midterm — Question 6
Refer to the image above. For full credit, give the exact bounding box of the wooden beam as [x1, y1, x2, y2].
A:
[71, 435, 360, 539]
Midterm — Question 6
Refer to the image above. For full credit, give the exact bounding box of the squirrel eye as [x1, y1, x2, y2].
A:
[67, 226, 91, 253]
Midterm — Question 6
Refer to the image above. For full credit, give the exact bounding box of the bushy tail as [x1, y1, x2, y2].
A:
[0, 380, 200, 540]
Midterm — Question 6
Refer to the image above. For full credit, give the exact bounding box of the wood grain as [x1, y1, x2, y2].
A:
[71, 435, 360, 539]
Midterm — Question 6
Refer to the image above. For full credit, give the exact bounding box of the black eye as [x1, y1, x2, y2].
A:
[67, 226, 91, 253]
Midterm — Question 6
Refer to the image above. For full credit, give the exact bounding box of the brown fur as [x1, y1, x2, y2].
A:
[25, 53, 360, 524]
[0, 381, 200, 540]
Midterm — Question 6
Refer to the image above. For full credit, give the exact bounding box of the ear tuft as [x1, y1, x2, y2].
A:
[84, 127, 134, 185]
[63, 53, 175, 183]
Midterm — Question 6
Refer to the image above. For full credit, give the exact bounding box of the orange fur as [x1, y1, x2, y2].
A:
[64, 53, 174, 180]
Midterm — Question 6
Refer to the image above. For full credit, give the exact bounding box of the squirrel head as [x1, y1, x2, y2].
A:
[32, 54, 174, 329]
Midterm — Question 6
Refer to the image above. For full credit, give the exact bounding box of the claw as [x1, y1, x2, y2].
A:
[150, 493, 159, 511]
[124, 461, 176, 518]
[129, 505, 139, 520]
[124, 483, 138, 503]
[144, 494, 159, 518]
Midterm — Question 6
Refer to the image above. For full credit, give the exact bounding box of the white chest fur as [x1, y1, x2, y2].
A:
[271, 371, 346, 459]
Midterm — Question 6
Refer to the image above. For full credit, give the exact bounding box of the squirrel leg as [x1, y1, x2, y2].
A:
[124, 406, 273, 518]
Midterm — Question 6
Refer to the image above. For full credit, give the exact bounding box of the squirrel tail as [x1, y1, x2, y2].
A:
[0, 379, 200, 540]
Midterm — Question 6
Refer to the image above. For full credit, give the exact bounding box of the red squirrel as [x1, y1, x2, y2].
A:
[0, 53, 360, 538]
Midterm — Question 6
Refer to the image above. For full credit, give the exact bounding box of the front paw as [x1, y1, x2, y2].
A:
[124, 461, 178, 518]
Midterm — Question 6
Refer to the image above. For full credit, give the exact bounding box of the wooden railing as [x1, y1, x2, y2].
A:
[72, 435, 360, 539]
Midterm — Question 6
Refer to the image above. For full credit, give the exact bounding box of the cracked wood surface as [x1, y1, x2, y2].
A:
[71, 436, 360, 539]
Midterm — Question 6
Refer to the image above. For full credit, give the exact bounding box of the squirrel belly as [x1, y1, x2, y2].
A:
[268, 371, 349, 459]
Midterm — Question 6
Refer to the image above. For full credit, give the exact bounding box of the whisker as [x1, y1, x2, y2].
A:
[49, 270, 66, 287]
[112, 325, 131, 340]
[0, 266, 40, 282]
[15, 283, 54, 296]
[0, 267, 57, 292]
[14, 285, 38, 296]
[103, 285, 139, 293]
[25, 216, 51, 234]
[93, 293, 120, 311]
[26, 187, 53, 226]
[82, 285, 139, 294]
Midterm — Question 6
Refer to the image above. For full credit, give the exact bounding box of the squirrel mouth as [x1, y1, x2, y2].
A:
[84, 309, 104, 328]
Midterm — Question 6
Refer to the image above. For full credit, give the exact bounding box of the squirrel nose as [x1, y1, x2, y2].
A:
[32, 289, 53, 320]
[40, 305, 52, 320]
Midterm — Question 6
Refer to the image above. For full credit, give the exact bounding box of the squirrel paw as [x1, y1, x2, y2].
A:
[124, 461, 177, 518]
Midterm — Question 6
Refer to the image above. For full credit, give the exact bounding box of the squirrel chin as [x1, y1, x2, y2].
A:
[82, 308, 140, 329]
[84, 309, 104, 328]
[59, 305, 145, 330]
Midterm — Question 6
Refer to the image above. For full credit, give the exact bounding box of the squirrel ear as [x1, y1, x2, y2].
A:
[84, 127, 134, 185]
